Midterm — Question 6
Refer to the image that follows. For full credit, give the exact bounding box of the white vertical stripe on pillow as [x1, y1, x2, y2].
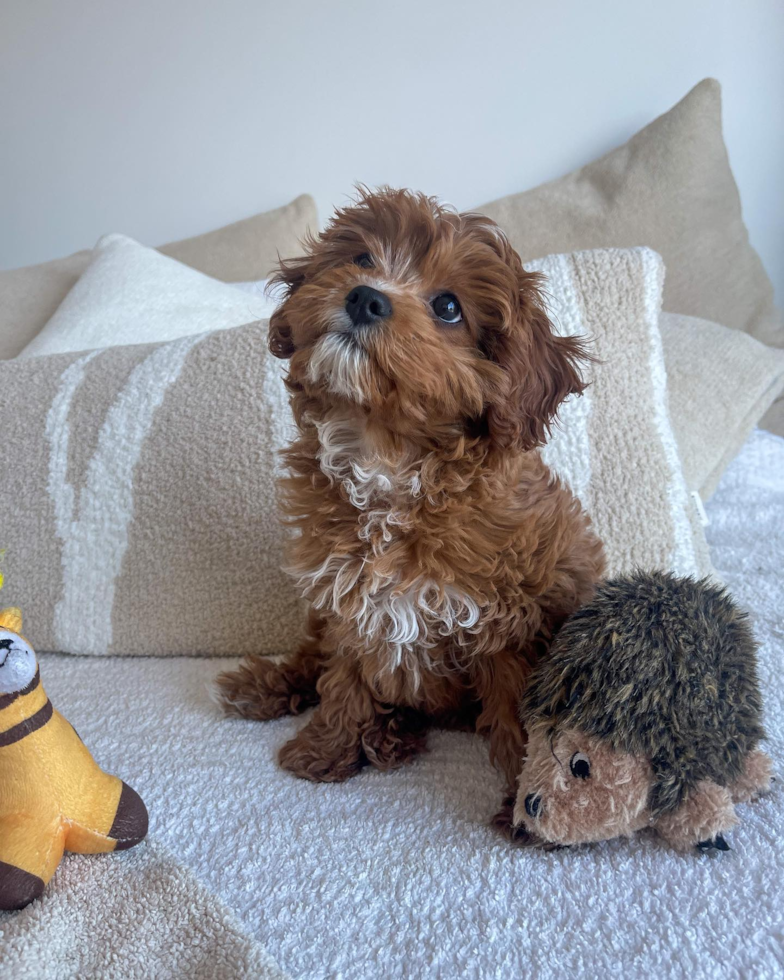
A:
[639, 249, 698, 576]
[45, 350, 101, 606]
[529, 252, 593, 510]
[45, 334, 205, 654]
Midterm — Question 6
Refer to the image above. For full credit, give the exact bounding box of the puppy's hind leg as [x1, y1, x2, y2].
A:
[214, 613, 326, 721]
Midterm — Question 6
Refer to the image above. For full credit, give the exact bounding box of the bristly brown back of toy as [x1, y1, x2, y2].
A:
[514, 570, 772, 852]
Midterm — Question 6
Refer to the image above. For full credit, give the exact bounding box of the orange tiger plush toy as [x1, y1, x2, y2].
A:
[0, 606, 148, 910]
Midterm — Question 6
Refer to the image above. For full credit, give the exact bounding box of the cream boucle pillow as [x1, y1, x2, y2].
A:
[0, 194, 316, 360]
[0, 246, 710, 656]
[16, 234, 277, 359]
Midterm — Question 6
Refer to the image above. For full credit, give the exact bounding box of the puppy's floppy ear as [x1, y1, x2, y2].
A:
[269, 307, 296, 360]
[266, 248, 313, 360]
[483, 252, 590, 452]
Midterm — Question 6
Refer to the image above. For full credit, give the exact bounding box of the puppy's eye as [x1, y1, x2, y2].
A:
[432, 293, 462, 324]
[353, 253, 374, 269]
[570, 752, 590, 779]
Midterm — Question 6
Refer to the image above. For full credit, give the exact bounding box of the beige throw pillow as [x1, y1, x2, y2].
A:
[661, 313, 784, 498]
[479, 79, 782, 350]
[156, 193, 315, 281]
[0, 194, 316, 360]
[0, 246, 710, 656]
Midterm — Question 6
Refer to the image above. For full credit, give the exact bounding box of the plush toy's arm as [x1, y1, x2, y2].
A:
[0, 607, 23, 635]
[0, 812, 65, 910]
[654, 781, 738, 853]
[729, 749, 773, 804]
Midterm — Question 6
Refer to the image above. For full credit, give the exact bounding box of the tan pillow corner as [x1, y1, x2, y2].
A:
[158, 193, 317, 282]
[0, 250, 91, 359]
[479, 78, 783, 349]
[759, 395, 784, 440]
[661, 312, 784, 498]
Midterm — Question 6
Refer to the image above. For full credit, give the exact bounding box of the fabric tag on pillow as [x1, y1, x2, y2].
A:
[691, 491, 710, 527]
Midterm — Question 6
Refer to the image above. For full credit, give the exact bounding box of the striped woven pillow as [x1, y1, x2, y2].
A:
[0, 247, 710, 656]
[533, 247, 712, 580]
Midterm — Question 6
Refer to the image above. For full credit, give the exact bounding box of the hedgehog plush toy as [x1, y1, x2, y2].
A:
[513, 571, 772, 853]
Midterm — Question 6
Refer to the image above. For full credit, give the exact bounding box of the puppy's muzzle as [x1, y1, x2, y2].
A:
[345, 285, 393, 328]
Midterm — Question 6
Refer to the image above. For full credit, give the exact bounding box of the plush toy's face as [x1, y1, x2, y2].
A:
[513, 727, 655, 846]
[0, 628, 37, 695]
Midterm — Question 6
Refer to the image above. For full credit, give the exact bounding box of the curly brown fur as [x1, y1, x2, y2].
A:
[216, 187, 604, 805]
[521, 570, 766, 817]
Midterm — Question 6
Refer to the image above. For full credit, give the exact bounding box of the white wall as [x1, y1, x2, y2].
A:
[2, 0, 783, 303]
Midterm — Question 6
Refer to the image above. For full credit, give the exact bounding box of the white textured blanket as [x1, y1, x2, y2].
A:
[4, 430, 783, 978]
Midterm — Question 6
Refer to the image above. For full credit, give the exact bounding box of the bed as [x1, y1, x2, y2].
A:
[2, 77, 783, 979]
[3, 428, 781, 979]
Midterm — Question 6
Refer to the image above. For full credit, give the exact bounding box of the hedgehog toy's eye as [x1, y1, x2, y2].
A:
[570, 752, 590, 779]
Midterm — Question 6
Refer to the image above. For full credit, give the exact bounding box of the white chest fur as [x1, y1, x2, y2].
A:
[292, 414, 481, 675]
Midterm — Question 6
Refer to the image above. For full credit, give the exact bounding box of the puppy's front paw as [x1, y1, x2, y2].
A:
[491, 796, 558, 849]
[278, 734, 363, 783]
[361, 708, 429, 771]
[214, 657, 317, 721]
[492, 796, 533, 845]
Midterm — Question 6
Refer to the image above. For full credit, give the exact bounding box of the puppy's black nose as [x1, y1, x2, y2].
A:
[345, 285, 393, 328]
[524, 793, 542, 818]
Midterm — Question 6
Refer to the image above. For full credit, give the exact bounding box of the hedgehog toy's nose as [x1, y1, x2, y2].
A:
[525, 793, 543, 818]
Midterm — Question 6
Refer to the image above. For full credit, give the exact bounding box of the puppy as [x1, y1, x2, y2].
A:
[217, 187, 605, 810]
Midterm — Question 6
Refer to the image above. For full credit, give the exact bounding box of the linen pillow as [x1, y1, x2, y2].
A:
[0, 194, 316, 360]
[0, 246, 710, 657]
[660, 313, 784, 499]
[16, 235, 277, 359]
[479, 79, 783, 350]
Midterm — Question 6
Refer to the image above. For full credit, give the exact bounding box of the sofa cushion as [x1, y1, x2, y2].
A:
[660, 312, 784, 498]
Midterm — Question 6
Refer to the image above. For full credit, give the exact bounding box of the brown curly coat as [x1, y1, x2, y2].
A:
[216, 188, 605, 807]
